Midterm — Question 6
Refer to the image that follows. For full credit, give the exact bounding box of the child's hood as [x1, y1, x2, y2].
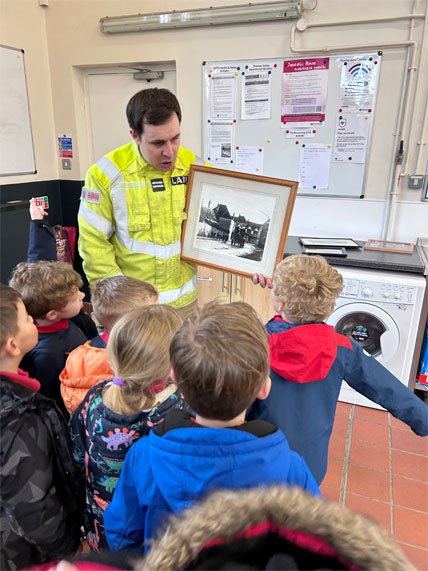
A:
[267, 317, 351, 384]
[148, 423, 293, 513]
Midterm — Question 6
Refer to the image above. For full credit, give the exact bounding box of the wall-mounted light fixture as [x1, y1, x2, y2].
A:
[100, 1, 303, 34]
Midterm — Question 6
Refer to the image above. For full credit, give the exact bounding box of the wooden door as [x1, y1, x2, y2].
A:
[197, 266, 231, 308]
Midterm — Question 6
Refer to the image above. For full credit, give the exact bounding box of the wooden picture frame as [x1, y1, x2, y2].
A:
[364, 239, 414, 254]
[181, 165, 298, 278]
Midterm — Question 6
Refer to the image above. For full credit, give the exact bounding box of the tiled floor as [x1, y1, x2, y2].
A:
[320, 402, 428, 570]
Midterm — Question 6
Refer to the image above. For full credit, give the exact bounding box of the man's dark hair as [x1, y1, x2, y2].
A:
[126, 88, 182, 138]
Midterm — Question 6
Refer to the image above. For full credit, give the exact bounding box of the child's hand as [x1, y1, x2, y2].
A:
[30, 197, 48, 220]
[252, 273, 273, 289]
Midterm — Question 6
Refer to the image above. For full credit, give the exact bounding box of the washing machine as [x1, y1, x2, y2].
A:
[326, 265, 426, 409]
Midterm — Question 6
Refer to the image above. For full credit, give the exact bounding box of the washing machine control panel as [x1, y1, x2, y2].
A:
[340, 278, 416, 304]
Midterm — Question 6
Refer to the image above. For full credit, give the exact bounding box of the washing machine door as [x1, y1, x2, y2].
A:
[327, 303, 400, 363]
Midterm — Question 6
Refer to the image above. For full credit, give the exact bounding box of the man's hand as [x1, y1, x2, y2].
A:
[252, 273, 273, 289]
[30, 197, 48, 220]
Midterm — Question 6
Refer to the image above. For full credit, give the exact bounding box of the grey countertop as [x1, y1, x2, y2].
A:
[284, 236, 426, 275]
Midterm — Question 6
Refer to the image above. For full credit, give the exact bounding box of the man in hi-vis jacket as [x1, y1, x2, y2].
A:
[78, 88, 208, 317]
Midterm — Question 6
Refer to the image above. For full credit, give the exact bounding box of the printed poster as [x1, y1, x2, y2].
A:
[339, 55, 379, 112]
[58, 133, 73, 158]
[241, 63, 273, 120]
[208, 121, 235, 163]
[333, 113, 370, 163]
[281, 58, 329, 126]
[209, 72, 237, 119]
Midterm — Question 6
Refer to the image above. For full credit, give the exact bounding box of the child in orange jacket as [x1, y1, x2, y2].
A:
[60, 276, 158, 413]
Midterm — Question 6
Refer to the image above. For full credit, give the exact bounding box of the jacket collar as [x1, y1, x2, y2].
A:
[36, 319, 69, 333]
[0, 370, 40, 392]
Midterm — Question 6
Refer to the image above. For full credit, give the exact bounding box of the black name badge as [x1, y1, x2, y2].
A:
[151, 178, 166, 192]
[171, 176, 188, 186]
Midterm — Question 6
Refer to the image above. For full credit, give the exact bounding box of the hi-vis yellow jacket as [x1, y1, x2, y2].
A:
[78, 141, 206, 308]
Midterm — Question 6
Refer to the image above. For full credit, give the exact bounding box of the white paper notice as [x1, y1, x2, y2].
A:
[281, 58, 329, 127]
[208, 122, 234, 163]
[298, 144, 332, 189]
[236, 146, 264, 174]
[210, 74, 236, 119]
[339, 56, 378, 111]
[241, 63, 273, 120]
[286, 128, 316, 139]
[333, 114, 370, 163]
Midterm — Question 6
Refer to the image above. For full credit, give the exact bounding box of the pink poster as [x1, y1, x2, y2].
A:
[281, 58, 329, 125]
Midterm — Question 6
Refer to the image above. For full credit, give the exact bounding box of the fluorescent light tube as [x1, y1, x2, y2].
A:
[100, 1, 303, 34]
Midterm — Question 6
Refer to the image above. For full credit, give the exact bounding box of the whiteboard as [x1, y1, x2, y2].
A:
[0, 45, 36, 176]
[202, 53, 381, 198]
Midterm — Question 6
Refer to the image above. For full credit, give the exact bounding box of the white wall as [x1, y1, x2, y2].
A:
[0, 0, 58, 184]
[1, 0, 427, 239]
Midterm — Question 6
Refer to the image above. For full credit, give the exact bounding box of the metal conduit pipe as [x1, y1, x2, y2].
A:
[289, 5, 426, 240]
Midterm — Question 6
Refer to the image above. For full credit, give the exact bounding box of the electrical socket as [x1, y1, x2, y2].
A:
[408, 175, 425, 190]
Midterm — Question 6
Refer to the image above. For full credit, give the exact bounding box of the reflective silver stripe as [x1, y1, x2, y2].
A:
[78, 202, 115, 238]
[96, 156, 123, 184]
[158, 276, 197, 304]
[111, 186, 181, 258]
[193, 155, 206, 166]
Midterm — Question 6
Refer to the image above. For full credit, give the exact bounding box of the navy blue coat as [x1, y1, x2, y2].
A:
[247, 317, 428, 485]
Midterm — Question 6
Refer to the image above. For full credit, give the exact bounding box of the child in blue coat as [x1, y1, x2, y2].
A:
[104, 301, 320, 553]
[248, 255, 428, 485]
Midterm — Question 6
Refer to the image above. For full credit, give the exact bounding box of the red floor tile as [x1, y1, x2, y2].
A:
[393, 506, 428, 549]
[346, 464, 391, 502]
[391, 428, 428, 456]
[354, 405, 389, 425]
[345, 492, 391, 533]
[320, 484, 340, 502]
[392, 476, 428, 513]
[350, 439, 390, 472]
[390, 415, 413, 431]
[328, 435, 347, 460]
[331, 414, 349, 437]
[323, 458, 343, 489]
[396, 542, 428, 570]
[352, 418, 390, 447]
[391, 449, 428, 482]
[335, 402, 351, 416]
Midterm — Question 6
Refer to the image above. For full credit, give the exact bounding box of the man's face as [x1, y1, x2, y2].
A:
[131, 113, 181, 172]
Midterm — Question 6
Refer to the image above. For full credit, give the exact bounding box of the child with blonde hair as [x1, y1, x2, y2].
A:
[248, 254, 428, 485]
[69, 304, 186, 552]
[105, 301, 319, 553]
[60, 275, 158, 413]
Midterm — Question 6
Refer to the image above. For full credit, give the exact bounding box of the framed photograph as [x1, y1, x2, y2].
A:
[364, 239, 414, 254]
[181, 165, 298, 278]
[299, 237, 360, 248]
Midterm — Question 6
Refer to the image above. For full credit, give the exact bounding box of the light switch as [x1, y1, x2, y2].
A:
[62, 158, 72, 170]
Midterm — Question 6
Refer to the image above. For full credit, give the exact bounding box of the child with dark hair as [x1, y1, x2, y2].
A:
[0, 284, 83, 569]
[10, 260, 86, 416]
[104, 301, 319, 553]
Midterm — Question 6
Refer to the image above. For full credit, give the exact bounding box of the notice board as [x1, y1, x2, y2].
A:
[0, 45, 36, 176]
[202, 53, 381, 198]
